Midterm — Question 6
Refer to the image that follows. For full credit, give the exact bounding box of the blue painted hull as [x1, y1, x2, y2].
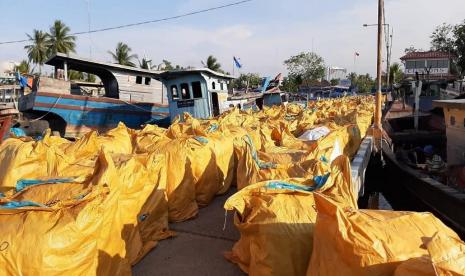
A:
[19, 92, 170, 137]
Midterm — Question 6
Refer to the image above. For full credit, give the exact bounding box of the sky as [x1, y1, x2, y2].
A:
[0, 0, 464, 77]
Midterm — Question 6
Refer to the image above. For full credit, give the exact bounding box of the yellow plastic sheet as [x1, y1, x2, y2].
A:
[308, 193, 459, 276]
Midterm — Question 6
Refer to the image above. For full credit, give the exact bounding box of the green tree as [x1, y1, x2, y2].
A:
[232, 73, 261, 90]
[453, 20, 465, 76]
[404, 46, 419, 54]
[280, 76, 300, 92]
[86, 73, 96, 83]
[389, 63, 403, 85]
[160, 60, 173, 70]
[347, 72, 375, 93]
[204, 55, 222, 72]
[330, 78, 340, 86]
[139, 58, 156, 70]
[68, 70, 84, 80]
[15, 60, 31, 74]
[47, 20, 76, 55]
[24, 29, 49, 74]
[284, 52, 325, 87]
[430, 23, 456, 54]
[108, 42, 138, 67]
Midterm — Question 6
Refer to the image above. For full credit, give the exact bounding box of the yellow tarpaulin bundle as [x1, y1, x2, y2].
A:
[394, 232, 465, 275]
[0, 133, 91, 193]
[224, 156, 357, 275]
[427, 233, 465, 275]
[0, 123, 135, 193]
[0, 183, 108, 275]
[233, 135, 327, 190]
[394, 233, 465, 276]
[308, 193, 459, 276]
[0, 150, 172, 275]
[0, 96, 387, 274]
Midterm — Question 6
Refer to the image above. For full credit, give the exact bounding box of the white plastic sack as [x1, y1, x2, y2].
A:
[298, 126, 330, 141]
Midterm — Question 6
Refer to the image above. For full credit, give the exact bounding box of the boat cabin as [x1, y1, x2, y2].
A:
[18, 53, 170, 137]
[433, 99, 465, 167]
[43, 53, 167, 103]
[159, 69, 235, 120]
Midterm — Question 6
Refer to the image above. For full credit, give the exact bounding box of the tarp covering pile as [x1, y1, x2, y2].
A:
[0, 96, 462, 275]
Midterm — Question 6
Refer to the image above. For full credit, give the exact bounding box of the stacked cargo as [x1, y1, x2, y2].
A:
[0, 96, 462, 275]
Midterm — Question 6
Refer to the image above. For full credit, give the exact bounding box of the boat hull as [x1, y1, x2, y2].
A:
[379, 144, 465, 238]
[19, 91, 170, 137]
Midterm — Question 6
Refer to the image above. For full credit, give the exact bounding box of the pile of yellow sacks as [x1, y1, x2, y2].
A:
[0, 96, 462, 275]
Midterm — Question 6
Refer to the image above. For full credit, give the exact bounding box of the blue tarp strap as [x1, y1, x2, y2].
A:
[265, 173, 331, 192]
[16, 178, 75, 192]
[243, 135, 277, 169]
[193, 136, 209, 144]
[206, 124, 219, 133]
[0, 201, 45, 209]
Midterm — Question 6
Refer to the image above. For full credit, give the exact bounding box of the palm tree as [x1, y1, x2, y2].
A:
[204, 55, 221, 72]
[15, 60, 31, 74]
[138, 58, 155, 70]
[24, 30, 49, 73]
[47, 20, 76, 55]
[389, 63, 403, 85]
[108, 42, 138, 67]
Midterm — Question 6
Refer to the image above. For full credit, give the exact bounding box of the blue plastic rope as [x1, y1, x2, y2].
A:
[193, 136, 209, 144]
[244, 135, 277, 169]
[16, 178, 75, 192]
[265, 173, 331, 192]
[206, 124, 219, 133]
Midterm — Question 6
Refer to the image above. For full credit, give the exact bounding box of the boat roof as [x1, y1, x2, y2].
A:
[46, 53, 163, 77]
[158, 68, 235, 80]
[433, 99, 465, 110]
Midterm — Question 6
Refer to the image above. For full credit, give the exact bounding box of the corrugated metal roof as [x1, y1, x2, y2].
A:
[433, 99, 465, 110]
[400, 51, 456, 60]
[46, 53, 164, 76]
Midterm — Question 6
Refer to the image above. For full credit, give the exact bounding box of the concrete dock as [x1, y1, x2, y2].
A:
[133, 189, 245, 276]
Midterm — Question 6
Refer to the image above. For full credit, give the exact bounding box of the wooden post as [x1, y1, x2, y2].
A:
[374, 0, 384, 148]
[64, 61, 68, 81]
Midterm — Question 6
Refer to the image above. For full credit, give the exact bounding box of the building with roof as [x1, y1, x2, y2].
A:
[400, 51, 457, 81]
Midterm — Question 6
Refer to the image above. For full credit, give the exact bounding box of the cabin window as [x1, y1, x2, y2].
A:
[450, 115, 456, 126]
[145, 77, 151, 85]
[136, 76, 143, 84]
[192, 81, 202, 98]
[180, 83, 190, 100]
[171, 85, 179, 100]
[220, 83, 224, 90]
[427, 60, 438, 68]
[406, 61, 415, 69]
[212, 82, 216, 90]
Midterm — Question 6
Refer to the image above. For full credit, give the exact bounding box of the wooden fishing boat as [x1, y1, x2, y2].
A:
[378, 99, 465, 238]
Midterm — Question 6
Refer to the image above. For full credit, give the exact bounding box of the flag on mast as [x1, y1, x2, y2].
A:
[233, 56, 242, 69]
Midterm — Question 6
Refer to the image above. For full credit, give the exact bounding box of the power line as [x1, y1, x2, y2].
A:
[0, 0, 253, 45]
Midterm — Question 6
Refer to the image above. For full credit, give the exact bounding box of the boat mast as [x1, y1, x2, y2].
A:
[374, 0, 384, 148]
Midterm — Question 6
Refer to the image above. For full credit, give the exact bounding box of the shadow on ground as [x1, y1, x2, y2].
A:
[133, 188, 245, 276]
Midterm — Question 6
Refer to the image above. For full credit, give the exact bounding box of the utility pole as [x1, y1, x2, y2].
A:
[385, 26, 393, 90]
[374, 0, 384, 147]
